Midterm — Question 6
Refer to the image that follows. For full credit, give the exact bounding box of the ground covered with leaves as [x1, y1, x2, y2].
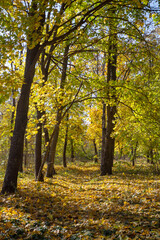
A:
[0, 160, 160, 239]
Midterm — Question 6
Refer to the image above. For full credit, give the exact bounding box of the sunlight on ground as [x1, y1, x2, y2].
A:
[0, 160, 160, 239]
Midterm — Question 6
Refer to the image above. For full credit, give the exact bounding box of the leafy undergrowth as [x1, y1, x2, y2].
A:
[0, 160, 160, 239]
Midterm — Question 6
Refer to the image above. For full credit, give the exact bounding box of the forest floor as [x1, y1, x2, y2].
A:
[0, 160, 160, 240]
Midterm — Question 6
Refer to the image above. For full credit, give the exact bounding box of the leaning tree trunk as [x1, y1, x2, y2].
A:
[46, 45, 69, 177]
[1, 0, 45, 194]
[46, 121, 60, 177]
[1, 46, 40, 193]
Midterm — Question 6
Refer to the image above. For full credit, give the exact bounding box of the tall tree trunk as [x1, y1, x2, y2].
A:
[11, 89, 16, 138]
[93, 139, 98, 163]
[147, 152, 150, 163]
[43, 121, 50, 145]
[43, 116, 50, 164]
[150, 148, 154, 164]
[104, 105, 116, 175]
[24, 137, 28, 168]
[35, 108, 44, 181]
[46, 44, 69, 177]
[1, 0, 45, 194]
[71, 138, 74, 162]
[46, 116, 60, 177]
[1, 46, 41, 194]
[101, 13, 117, 176]
[101, 103, 106, 175]
[63, 113, 69, 168]
[131, 142, 138, 167]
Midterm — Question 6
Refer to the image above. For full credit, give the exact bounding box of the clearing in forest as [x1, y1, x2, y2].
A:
[0, 160, 160, 239]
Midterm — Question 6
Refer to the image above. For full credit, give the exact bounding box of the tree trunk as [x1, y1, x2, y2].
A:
[46, 122, 60, 177]
[24, 137, 28, 168]
[130, 142, 138, 167]
[100, 14, 117, 176]
[63, 113, 69, 168]
[104, 105, 116, 175]
[46, 45, 69, 177]
[1, 46, 40, 194]
[150, 148, 154, 164]
[11, 89, 16, 138]
[1, 0, 45, 193]
[147, 152, 150, 163]
[71, 139, 74, 162]
[43, 118, 50, 164]
[101, 103, 106, 175]
[35, 108, 44, 181]
[93, 139, 98, 163]
[43, 122, 50, 144]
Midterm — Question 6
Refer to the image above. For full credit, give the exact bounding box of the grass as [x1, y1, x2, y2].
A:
[0, 159, 160, 239]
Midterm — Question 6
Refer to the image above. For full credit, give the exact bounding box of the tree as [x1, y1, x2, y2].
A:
[1, 0, 46, 193]
[1, 0, 157, 192]
[2, 0, 117, 193]
[63, 113, 69, 168]
[101, 11, 117, 175]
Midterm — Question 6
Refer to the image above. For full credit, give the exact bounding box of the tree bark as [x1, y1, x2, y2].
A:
[105, 105, 116, 174]
[46, 120, 60, 177]
[101, 13, 117, 176]
[35, 108, 44, 181]
[130, 142, 138, 166]
[71, 138, 74, 162]
[1, 45, 41, 193]
[150, 148, 154, 164]
[46, 44, 69, 177]
[1, 0, 45, 194]
[101, 103, 106, 174]
[63, 113, 69, 168]
[24, 137, 28, 168]
[93, 139, 98, 163]
[11, 89, 16, 138]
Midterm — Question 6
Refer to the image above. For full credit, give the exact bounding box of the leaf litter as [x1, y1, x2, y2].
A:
[0, 160, 160, 239]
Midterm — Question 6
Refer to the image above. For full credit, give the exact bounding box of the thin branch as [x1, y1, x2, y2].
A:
[61, 81, 83, 120]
